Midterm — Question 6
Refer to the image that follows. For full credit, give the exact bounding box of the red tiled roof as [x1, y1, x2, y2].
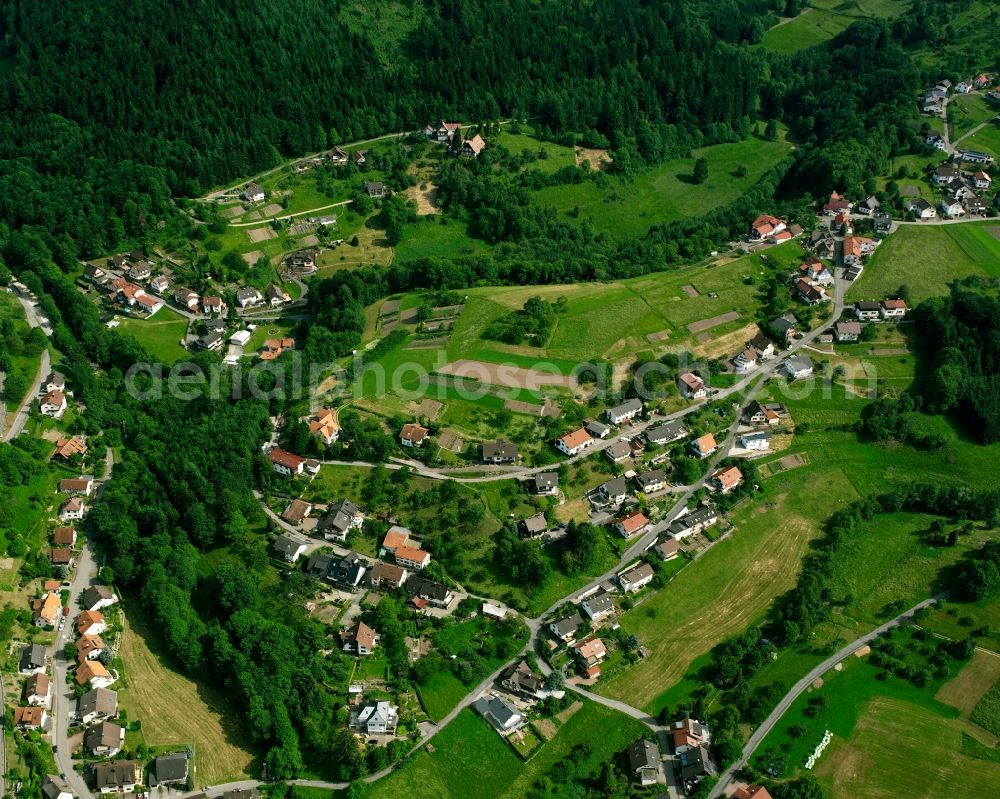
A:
[268, 448, 305, 469]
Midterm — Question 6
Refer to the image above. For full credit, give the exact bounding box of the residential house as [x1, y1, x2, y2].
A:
[555, 427, 594, 456]
[281, 498, 313, 525]
[381, 526, 411, 556]
[135, 294, 163, 316]
[54, 435, 88, 462]
[678, 744, 714, 788]
[461, 134, 487, 158]
[126, 261, 152, 281]
[672, 717, 711, 751]
[76, 660, 115, 689]
[732, 786, 773, 799]
[606, 439, 632, 463]
[84, 264, 108, 284]
[328, 553, 367, 591]
[173, 288, 199, 310]
[259, 336, 294, 360]
[149, 275, 170, 295]
[549, 613, 583, 644]
[580, 592, 615, 621]
[14, 706, 47, 729]
[59, 476, 94, 495]
[268, 448, 305, 476]
[854, 300, 882, 321]
[906, 198, 936, 219]
[151, 753, 189, 787]
[822, 191, 851, 215]
[743, 400, 779, 426]
[350, 700, 399, 735]
[955, 80, 972, 94]
[284, 250, 317, 275]
[39, 390, 67, 418]
[202, 296, 226, 316]
[710, 466, 743, 494]
[733, 346, 757, 373]
[874, 212, 893, 233]
[960, 149, 994, 165]
[242, 182, 265, 202]
[404, 575, 454, 608]
[770, 313, 798, 342]
[655, 538, 680, 560]
[307, 408, 340, 446]
[23, 674, 51, 708]
[618, 562, 655, 593]
[598, 476, 629, 505]
[940, 198, 965, 217]
[628, 739, 661, 786]
[835, 320, 862, 342]
[42, 776, 72, 799]
[799, 259, 833, 286]
[677, 372, 707, 399]
[606, 398, 643, 425]
[857, 196, 880, 215]
[327, 146, 348, 163]
[44, 372, 66, 393]
[341, 621, 379, 656]
[315, 499, 364, 542]
[365, 181, 387, 199]
[573, 637, 608, 678]
[425, 120, 461, 141]
[92, 761, 140, 794]
[76, 610, 108, 636]
[690, 433, 717, 459]
[33, 592, 61, 627]
[350, 150, 367, 166]
[842, 235, 877, 266]
[810, 232, 836, 260]
[272, 534, 307, 563]
[81, 585, 118, 612]
[973, 171, 992, 190]
[966, 196, 989, 215]
[532, 472, 559, 496]
[368, 562, 409, 590]
[50, 548, 73, 568]
[265, 284, 289, 306]
[934, 164, 963, 186]
[85, 721, 124, 756]
[585, 420, 612, 439]
[782, 355, 814, 380]
[394, 544, 431, 571]
[880, 298, 908, 319]
[501, 660, 545, 698]
[738, 431, 771, 452]
[60, 498, 87, 521]
[236, 287, 264, 309]
[77, 634, 107, 662]
[400, 422, 430, 447]
[749, 213, 786, 240]
[794, 278, 826, 305]
[646, 419, 687, 445]
[19, 644, 47, 674]
[636, 469, 668, 494]
[473, 695, 522, 731]
[615, 511, 650, 539]
[77, 687, 118, 724]
[117, 281, 145, 306]
[519, 513, 548, 538]
[196, 331, 224, 350]
[481, 439, 518, 463]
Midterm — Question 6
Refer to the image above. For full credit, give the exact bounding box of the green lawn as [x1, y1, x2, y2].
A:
[415, 670, 471, 722]
[366, 702, 646, 799]
[118, 307, 190, 364]
[962, 121, 1000, 160]
[759, 0, 911, 54]
[244, 318, 299, 355]
[0, 291, 43, 423]
[533, 133, 792, 239]
[851, 223, 1000, 302]
[396, 218, 491, 262]
[949, 94, 998, 140]
[494, 128, 578, 174]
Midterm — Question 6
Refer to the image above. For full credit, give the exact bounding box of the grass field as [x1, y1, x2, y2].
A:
[366, 702, 646, 799]
[118, 307, 190, 363]
[598, 467, 859, 713]
[532, 133, 792, 239]
[0, 291, 43, 427]
[759, 0, 911, 54]
[494, 129, 577, 174]
[416, 670, 471, 722]
[396, 218, 491, 262]
[851, 223, 1000, 302]
[949, 94, 998, 140]
[118, 606, 256, 783]
[962, 121, 1000, 160]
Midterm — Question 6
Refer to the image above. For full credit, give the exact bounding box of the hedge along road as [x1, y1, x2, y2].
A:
[165, 276, 853, 797]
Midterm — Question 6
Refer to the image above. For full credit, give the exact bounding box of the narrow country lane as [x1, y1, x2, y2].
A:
[3, 293, 51, 442]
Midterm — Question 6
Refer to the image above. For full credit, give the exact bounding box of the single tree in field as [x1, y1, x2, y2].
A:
[693, 157, 709, 184]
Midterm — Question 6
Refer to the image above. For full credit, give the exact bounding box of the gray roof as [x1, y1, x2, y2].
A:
[771, 313, 797, 332]
[92, 761, 138, 790]
[550, 612, 582, 637]
[82, 585, 114, 608]
[404, 575, 451, 602]
[646, 419, 686, 444]
[534, 472, 558, 490]
[153, 753, 189, 784]
[482, 439, 518, 460]
[474, 695, 520, 729]
[305, 552, 334, 577]
[84, 721, 122, 752]
[607, 398, 643, 418]
[42, 776, 71, 799]
[600, 477, 628, 497]
[636, 469, 668, 489]
[19, 644, 46, 671]
[236, 287, 261, 302]
[607, 440, 632, 459]
[785, 355, 813, 372]
[585, 420, 612, 438]
[620, 562, 655, 585]
[740, 430, 771, 444]
[520, 513, 548, 534]
[273, 534, 303, 555]
[628, 738, 660, 772]
[78, 687, 118, 718]
[582, 592, 614, 615]
[328, 552, 366, 586]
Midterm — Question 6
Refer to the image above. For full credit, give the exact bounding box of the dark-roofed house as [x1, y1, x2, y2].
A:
[473, 695, 522, 731]
[597, 476, 628, 505]
[549, 612, 583, 643]
[404, 575, 454, 608]
[668, 505, 719, 539]
[368, 561, 409, 589]
[646, 419, 687, 445]
[42, 776, 72, 799]
[328, 552, 367, 591]
[78, 687, 118, 724]
[628, 739, 661, 785]
[92, 760, 140, 794]
[481, 439, 518, 463]
[636, 469, 668, 494]
[770, 312, 797, 342]
[532, 472, 559, 496]
[606, 398, 643, 425]
[365, 181, 387, 198]
[281, 499, 313, 525]
[273, 534, 307, 563]
[581, 592, 614, 621]
[84, 720, 124, 756]
[501, 660, 545, 698]
[519, 513, 548, 538]
[315, 499, 364, 542]
[305, 552, 334, 579]
[242, 182, 265, 202]
[341, 621, 379, 656]
[585, 420, 612, 439]
[678, 745, 714, 789]
[19, 644, 46, 674]
[150, 752, 189, 786]
[618, 562, 655, 593]
[24, 673, 50, 707]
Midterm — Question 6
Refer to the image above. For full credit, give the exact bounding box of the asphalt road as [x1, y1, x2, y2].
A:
[707, 592, 948, 799]
[3, 293, 51, 442]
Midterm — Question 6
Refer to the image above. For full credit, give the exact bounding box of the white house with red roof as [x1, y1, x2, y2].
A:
[39, 390, 68, 418]
[555, 428, 594, 456]
[748, 213, 786, 241]
[268, 448, 305, 477]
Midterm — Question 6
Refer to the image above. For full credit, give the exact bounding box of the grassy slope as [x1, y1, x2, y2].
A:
[532, 133, 792, 239]
[759, 0, 911, 55]
[0, 291, 42, 425]
[118, 307, 190, 364]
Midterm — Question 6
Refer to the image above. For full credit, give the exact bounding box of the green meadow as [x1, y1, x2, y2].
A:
[759, 0, 911, 55]
[118, 307, 190, 364]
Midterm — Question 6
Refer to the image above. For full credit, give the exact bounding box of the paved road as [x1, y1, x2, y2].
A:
[707, 592, 948, 799]
[3, 293, 51, 442]
[226, 200, 352, 227]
